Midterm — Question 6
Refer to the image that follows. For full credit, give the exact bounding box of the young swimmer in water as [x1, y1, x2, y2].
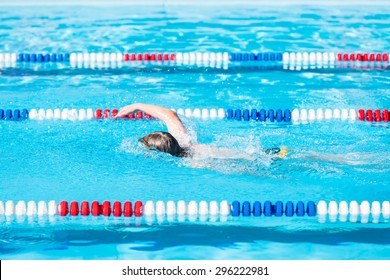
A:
[116, 103, 288, 160]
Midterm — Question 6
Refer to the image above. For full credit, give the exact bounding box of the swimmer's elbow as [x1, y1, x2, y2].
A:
[167, 110, 184, 126]
[169, 110, 180, 119]
[164, 110, 187, 136]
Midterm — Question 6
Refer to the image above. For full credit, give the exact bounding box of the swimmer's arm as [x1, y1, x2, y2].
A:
[116, 103, 187, 135]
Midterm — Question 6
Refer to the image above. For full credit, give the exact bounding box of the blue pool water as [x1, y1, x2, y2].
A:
[0, 2, 390, 260]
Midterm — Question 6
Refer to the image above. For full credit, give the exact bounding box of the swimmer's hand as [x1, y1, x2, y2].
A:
[115, 104, 140, 118]
[278, 146, 288, 158]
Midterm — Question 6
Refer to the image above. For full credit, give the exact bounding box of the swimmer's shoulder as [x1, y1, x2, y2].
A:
[172, 131, 192, 148]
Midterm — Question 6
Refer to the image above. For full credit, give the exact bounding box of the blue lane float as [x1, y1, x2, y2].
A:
[5, 109, 12, 120]
[226, 108, 292, 122]
[17, 53, 70, 62]
[230, 200, 317, 217]
[0, 109, 29, 121]
[229, 52, 283, 62]
[242, 201, 251, 216]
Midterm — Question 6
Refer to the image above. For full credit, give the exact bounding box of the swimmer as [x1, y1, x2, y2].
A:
[116, 103, 287, 160]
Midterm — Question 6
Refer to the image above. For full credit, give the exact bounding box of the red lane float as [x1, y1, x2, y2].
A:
[366, 110, 373, 122]
[102, 201, 111, 216]
[81, 201, 90, 216]
[122, 53, 175, 62]
[383, 110, 389, 122]
[374, 110, 381, 122]
[94, 108, 145, 119]
[123, 201, 133, 217]
[336, 53, 387, 62]
[70, 201, 79, 216]
[59, 201, 69, 216]
[91, 201, 100, 216]
[113, 201, 122, 217]
[56, 200, 142, 217]
[358, 109, 365, 121]
[134, 201, 143, 217]
[95, 109, 102, 119]
[103, 109, 110, 119]
[136, 111, 143, 119]
[358, 109, 389, 122]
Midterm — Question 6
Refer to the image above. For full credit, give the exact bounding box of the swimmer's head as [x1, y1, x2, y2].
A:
[138, 132, 188, 157]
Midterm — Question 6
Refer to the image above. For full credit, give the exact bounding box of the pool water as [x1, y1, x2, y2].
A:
[1, 2, 390, 260]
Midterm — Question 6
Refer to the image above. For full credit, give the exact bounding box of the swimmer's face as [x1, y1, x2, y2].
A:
[138, 131, 186, 157]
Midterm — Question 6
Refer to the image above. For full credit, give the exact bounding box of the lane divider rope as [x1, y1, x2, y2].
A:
[0, 52, 388, 64]
[1, 200, 389, 223]
[0, 108, 389, 123]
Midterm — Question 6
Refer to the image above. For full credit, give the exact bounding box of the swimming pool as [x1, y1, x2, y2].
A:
[0, 1, 390, 260]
